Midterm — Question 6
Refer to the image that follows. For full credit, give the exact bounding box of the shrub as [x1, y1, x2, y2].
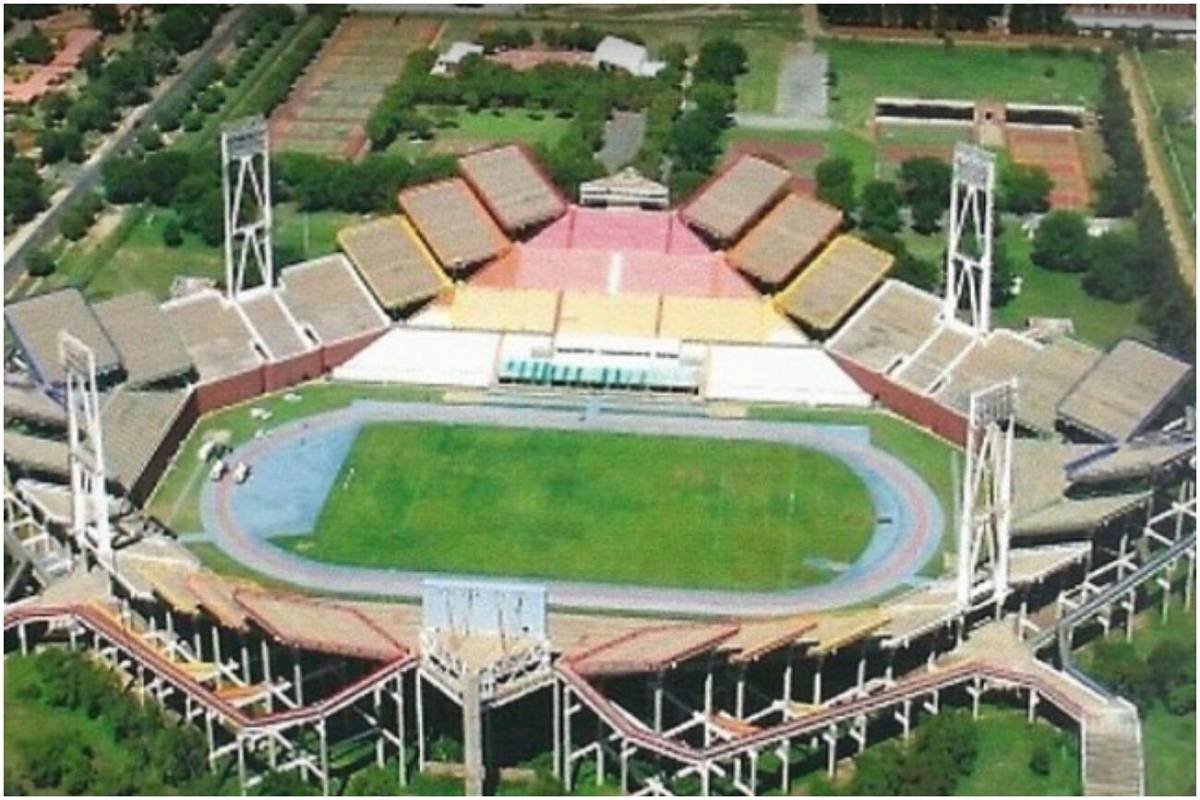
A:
[162, 217, 183, 247]
[1031, 210, 1090, 272]
[182, 110, 204, 132]
[1029, 741, 1052, 776]
[60, 208, 91, 240]
[25, 249, 56, 277]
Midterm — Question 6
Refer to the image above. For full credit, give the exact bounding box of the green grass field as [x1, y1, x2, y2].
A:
[991, 222, 1148, 348]
[281, 422, 875, 591]
[389, 108, 573, 160]
[824, 40, 1103, 128]
[720, 126, 878, 187]
[1134, 48, 1196, 243]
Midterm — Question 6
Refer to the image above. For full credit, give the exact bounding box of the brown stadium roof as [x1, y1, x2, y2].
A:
[567, 622, 739, 676]
[681, 155, 791, 243]
[827, 280, 943, 372]
[234, 588, 408, 661]
[338, 217, 450, 311]
[398, 178, 511, 270]
[5, 288, 121, 385]
[279, 255, 389, 345]
[727, 193, 842, 287]
[162, 291, 262, 382]
[101, 387, 190, 492]
[1012, 336, 1102, 434]
[92, 291, 193, 386]
[933, 329, 1040, 414]
[721, 616, 818, 663]
[3, 431, 69, 477]
[1057, 339, 1193, 442]
[238, 290, 310, 360]
[775, 236, 893, 332]
[459, 144, 566, 232]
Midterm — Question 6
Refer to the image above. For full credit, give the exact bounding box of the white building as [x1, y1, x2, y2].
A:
[432, 41, 485, 76]
[591, 36, 665, 78]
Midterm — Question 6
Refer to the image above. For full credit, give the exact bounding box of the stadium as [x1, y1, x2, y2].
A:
[4, 117, 1196, 796]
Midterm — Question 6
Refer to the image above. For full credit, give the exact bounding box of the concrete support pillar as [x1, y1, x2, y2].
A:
[620, 744, 630, 794]
[237, 734, 246, 795]
[1125, 591, 1136, 642]
[18, 622, 27, 655]
[374, 686, 385, 767]
[779, 740, 790, 792]
[206, 712, 216, 773]
[824, 725, 837, 778]
[552, 681, 562, 779]
[783, 644, 795, 705]
[652, 673, 664, 733]
[396, 672, 407, 787]
[1027, 688, 1039, 723]
[812, 654, 824, 704]
[318, 716, 330, 796]
[703, 660, 714, 746]
[899, 698, 912, 740]
[462, 670, 485, 797]
[211, 626, 222, 677]
[735, 664, 746, 718]
[700, 761, 710, 797]
[241, 637, 251, 682]
[885, 649, 895, 684]
[1160, 570, 1173, 622]
[856, 647, 867, 696]
[595, 718, 604, 786]
[415, 670, 426, 773]
[970, 676, 982, 719]
[293, 648, 304, 706]
[563, 685, 573, 792]
[749, 749, 758, 795]
[1186, 553, 1195, 612]
[193, 629, 203, 662]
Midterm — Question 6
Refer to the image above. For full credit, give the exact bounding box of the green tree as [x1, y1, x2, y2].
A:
[102, 156, 146, 204]
[162, 217, 184, 247]
[80, 40, 104, 77]
[89, 4, 124, 34]
[911, 196, 943, 234]
[1031, 210, 1090, 272]
[39, 90, 72, 125]
[10, 26, 55, 64]
[1082, 230, 1139, 301]
[1000, 162, 1053, 214]
[860, 180, 902, 233]
[346, 765, 401, 795]
[815, 156, 856, 214]
[694, 37, 747, 84]
[898, 155, 951, 207]
[60, 207, 90, 240]
[25, 249, 56, 277]
[5, 157, 47, 223]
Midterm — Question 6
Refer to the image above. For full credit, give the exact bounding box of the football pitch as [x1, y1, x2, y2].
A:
[280, 422, 876, 591]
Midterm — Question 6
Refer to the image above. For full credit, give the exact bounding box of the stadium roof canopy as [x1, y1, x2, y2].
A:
[102, 387, 189, 492]
[5, 288, 121, 385]
[893, 324, 975, 394]
[680, 155, 790, 243]
[3, 376, 67, 427]
[239, 289, 311, 361]
[398, 178, 510, 270]
[827, 280, 944, 372]
[568, 622, 739, 676]
[234, 588, 408, 661]
[162, 291, 262, 382]
[727, 193, 842, 287]
[279, 255, 390, 345]
[3, 430, 69, 477]
[1011, 336, 1102, 434]
[775, 236, 893, 332]
[92, 291, 193, 386]
[1057, 339, 1193, 441]
[459, 145, 566, 233]
[338, 217, 450, 311]
[933, 329, 1040, 414]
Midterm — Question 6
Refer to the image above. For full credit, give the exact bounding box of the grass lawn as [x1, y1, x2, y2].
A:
[733, 33, 791, 114]
[749, 405, 957, 577]
[1134, 48, 1196, 241]
[1077, 598, 1196, 796]
[720, 126, 877, 187]
[824, 40, 1103, 129]
[147, 382, 442, 535]
[953, 707, 1081, 795]
[390, 108, 573, 159]
[991, 221, 1148, 348]
[284, 422, 875, 591]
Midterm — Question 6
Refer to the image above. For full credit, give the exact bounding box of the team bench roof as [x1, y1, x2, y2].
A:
[1057, 339, 1192, 441]
[727, 193, 842, 287]
[279, 254, 390, 346]
[338, 217, 450, 311]
[92, 291, 193, 386]
[680, 155, 791, 243]
[5, 288, 121, 385]
[775, 236, 893, 332]
[398, 178, 510, 270]
[459, 145, 566, 233]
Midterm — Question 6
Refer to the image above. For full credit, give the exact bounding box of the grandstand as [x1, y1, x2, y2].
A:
[336, 216, 451, 313]
[399, 178, 511, 272]
[458, 144, 567, 234]
[680, 154, 791, 244]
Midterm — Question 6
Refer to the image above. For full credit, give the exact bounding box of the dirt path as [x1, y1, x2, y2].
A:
[1119, 53, 1196, 289]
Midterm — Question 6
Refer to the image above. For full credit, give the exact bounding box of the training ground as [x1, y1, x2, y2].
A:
[198, 399, 943, 616]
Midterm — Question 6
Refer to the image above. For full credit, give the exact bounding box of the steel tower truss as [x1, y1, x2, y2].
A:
[944, 142, 996, 333]
[60, 332, 113, 565]
[221, 117, 274, 299]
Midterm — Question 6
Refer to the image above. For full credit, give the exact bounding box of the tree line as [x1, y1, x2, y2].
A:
[819, 4, 1071, 34]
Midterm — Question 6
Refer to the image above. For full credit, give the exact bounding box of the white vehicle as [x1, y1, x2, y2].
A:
[209, 460, 227, 481]
[198, 440, 217, 462]
[233, 462, 251, 484]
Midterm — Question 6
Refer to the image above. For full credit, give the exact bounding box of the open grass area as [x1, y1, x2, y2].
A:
[991, 221, 1148, 348]
[31, 202, 362, 302]
[824, 40, 1103, 128]
[720, 126, 877, 187]
[147, 382, 442, 535]
[389, 108, 573, 159]
[283, 422, 875, 591]
[733, 33, 791, 114]
[1134, 48, 1196, 241]
[953, 707, 1081, 795]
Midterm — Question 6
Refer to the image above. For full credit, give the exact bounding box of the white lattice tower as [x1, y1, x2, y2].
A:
[221, 116, 274, 299]
[59, 332, 113, 565]
[943, 142, 996, 333]
[956, 380, 1016, 609]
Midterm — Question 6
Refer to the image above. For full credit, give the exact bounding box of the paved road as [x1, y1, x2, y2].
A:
[1119, 52, 1195, 289]
[200, 400, 943, 617]
[3, 8, 246, 294]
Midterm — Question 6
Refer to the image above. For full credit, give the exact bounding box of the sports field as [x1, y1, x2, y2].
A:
[283, 422, 876, 591]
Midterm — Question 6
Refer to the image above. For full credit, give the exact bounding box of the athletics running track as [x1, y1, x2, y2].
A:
[200, 401, 944, 616]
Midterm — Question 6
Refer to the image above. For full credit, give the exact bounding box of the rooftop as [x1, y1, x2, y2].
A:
[775, 236, 893, 332]
[161, 291, 261, 382]
[279, 255, 389, 345]
[338, 216, 450, 311]
[826, 280, 944, 372]
[459, 145, 566, 232]
[5, 288, 122, 385]
[727, 193, 842, 287]
[92, 291, 193, 387]
[398, 178, 511, 270]
[681, 155, 791, 243]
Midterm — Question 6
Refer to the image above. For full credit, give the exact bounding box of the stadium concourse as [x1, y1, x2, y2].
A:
[4, 141, 1196, 795]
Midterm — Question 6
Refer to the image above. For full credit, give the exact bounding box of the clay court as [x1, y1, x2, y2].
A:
[487, 48, 592, 71]
[269, 16, 438, 159]
[1006, 126, 1092, 209]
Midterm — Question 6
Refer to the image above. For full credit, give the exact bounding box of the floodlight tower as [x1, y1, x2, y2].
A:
[956, 380, 1016, 610]
[943, 142, 996, 333]
[60, 332, 113, 567]
[221, 116, 274, 299]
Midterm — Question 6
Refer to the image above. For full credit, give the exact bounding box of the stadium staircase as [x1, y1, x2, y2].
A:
[1082, 700, 1144, 795]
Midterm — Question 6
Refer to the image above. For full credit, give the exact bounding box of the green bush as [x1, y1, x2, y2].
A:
[162, 217, 184, 247]
[60, 208, 91, 241]
[182, 110, 205, 132]
[25, 249, 56, 277]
